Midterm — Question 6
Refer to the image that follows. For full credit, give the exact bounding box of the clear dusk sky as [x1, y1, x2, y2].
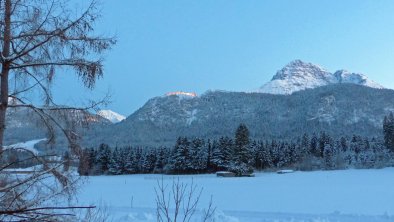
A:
[52, 0, 394, 116]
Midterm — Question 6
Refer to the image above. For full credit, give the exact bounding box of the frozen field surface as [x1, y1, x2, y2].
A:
[78, 168, 394, 221]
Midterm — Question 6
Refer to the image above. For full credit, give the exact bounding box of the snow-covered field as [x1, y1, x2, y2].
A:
[4, 138, 46, 155]
[78, 168, 394, 221]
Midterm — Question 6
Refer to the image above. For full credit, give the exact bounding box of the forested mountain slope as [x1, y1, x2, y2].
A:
[84, 84, 394, 147]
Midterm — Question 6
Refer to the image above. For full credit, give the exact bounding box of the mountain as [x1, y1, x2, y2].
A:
[4, 139, 46, 155]
[83, 84, 394, 147]
[7, 60, 392, 149]
[257, 60, 383, 94]
[4, 107, 111, 150]
[97, 110, 126, 123]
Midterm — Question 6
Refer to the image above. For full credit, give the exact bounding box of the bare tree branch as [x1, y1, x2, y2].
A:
[0, 0, 115, 220]
[155, 178, 216, 222]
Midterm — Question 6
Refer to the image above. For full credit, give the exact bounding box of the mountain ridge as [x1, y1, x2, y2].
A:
[97, 110, 126, 123]
[5, 60, 392, 150]
[257, 60, 383, 94]
[82, 84, 394, 148]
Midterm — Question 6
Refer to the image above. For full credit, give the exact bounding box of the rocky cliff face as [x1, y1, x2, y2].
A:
[257, 60, 383, 94]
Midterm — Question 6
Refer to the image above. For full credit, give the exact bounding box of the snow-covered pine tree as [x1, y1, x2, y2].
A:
[108, 148, 122, 175]
[119, 147, 129, 173]
[339, 136, 348, 152]
[262, 141, 273, 168]
[218, 136, 234, 170]
[254, 141, 272, 170]
[383, 112, 394, 152]
[270, 140, 280, 167]
[371, 139, 391, 167]
[291, 142, 300, 164]
[141, 150, 157, 173]
[134, 148, 144, 173]
[205, 139, 214, 172]
[124, 147, 137, 174]
[154, 147, 169, 173]
[323, 142, 335, 170]
[277, 142, 290, 168]
[249, 140, 258, 168]
[210, 140, 223, 171]
[96, 143, 112, 174]
[231, 124, 253, 175]
[78, 148, 96, 175]
[310, 134, 319, 157]
[318, 132, 331, 158]
[169, 137, 191, 174]
[190, 138, 205, 173]
[300, 133, 310, 157]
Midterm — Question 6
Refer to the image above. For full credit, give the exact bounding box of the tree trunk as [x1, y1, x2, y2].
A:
[0, 0, 12, 152]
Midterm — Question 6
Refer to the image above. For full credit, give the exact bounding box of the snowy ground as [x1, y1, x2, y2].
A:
[3, 138, 46, 155]
[78, 168, 394, 221]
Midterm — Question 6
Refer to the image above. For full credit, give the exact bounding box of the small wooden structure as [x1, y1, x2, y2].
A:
[216, 171, 236, 177]
[240, 173, 255, 177]
[277, 169, 295, 174]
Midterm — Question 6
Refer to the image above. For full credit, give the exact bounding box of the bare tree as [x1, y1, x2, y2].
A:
[155, 178, 216, 222]
[0, 0, 115, 150]
[0, 0, 115, 220]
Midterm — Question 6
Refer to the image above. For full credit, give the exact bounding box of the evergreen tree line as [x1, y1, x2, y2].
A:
[78, 124, 393, 176]
[383, 112, 394, 152]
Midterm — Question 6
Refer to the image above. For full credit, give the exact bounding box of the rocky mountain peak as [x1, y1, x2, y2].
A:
[258, 60, 383, 94]
[271, 60, 330, 81]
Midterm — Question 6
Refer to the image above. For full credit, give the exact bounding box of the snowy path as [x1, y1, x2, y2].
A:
[78, 168, 394, 221]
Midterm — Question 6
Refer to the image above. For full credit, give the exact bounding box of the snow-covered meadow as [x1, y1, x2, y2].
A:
[78, 168, 394, 222]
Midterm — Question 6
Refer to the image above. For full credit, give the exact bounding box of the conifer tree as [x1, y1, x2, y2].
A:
[154, 147, 168, 173]
[231, 124, 253, 175]
[339, 137, 348, 152]
[108, 148, 122, 175]
[78, 148, 94, 175]
[210, 140, 223, 171]
[383, 112, 394, 152]
[318, 132, 331, 158]
[96, 143, 111, 174]
[142, 150, 157, 173]
[300, 133, 310, 157]
[206, 140, 214, 172]
[124, 147, 140, 174]
[190, 138, 205, 172]
[234, 124, 251, 163]
[170, 137, 191, 173]
[323, 143, 335, 169]
[218, 136, 234, 170]
[310, 134, 319, 157]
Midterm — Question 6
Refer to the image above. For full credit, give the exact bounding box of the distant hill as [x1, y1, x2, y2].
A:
[97, 110, 126, 123]
[4, 107, 111, 152]
[83, 84, 394, 147]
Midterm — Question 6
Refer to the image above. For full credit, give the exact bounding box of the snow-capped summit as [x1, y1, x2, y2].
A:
[166, 91, 197, 97]
[257, 60, 383, 94]
[333, 70, 383, 88]
[165, 91, 197, 100]
[271, 60, 332, 81]
[97, 110, 126, 123]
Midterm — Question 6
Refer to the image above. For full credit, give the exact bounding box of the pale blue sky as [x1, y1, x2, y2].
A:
[52, 0, 394, 116]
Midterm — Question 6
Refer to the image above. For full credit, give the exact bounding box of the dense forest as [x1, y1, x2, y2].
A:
[77, 113, 394, 176]
[81, 84, 394, 148]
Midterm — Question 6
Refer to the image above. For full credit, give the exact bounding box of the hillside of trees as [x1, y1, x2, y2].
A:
[78, 114, 394, 176]
[81, 84, 394, 148]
